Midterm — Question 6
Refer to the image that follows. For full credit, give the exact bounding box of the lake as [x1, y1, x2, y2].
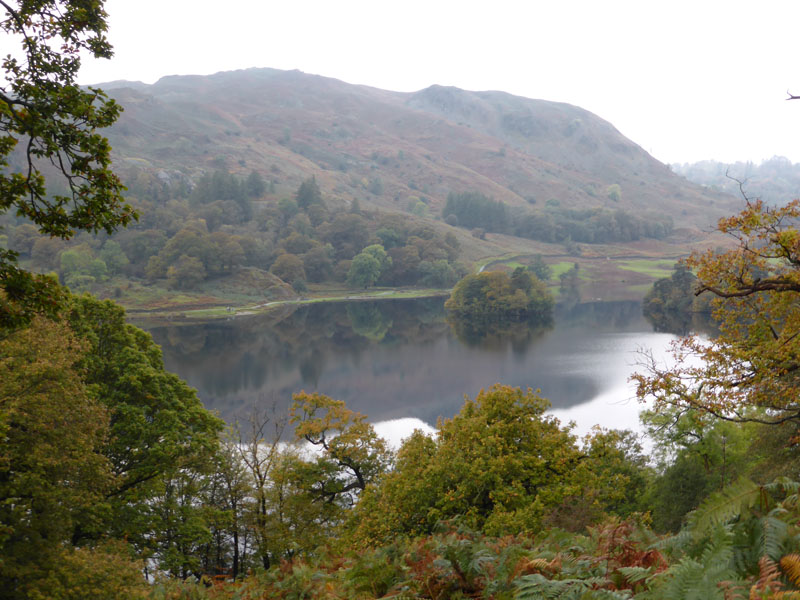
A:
[145, 297, 677, 443]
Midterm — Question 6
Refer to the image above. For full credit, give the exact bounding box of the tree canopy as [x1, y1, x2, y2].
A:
[442, 191, 507, 232]
[0, 317, 112, 595]
[348, 385, 644, 545]
[0, 0, 135, 328]
[290, 392, 392, 508]
[445, 268, 553, 320]
[0, 291, 224, 594]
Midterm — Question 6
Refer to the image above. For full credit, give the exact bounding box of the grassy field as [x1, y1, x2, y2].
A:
[550, 261, 578, 279]
[628, 283, 656, 294]
[616, 259, 676, 278]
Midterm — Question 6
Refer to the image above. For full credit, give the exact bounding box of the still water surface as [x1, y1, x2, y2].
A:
[145, 298, 676, 442]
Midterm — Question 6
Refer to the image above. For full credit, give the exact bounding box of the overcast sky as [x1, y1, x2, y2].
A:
[73, 0, 800, 166]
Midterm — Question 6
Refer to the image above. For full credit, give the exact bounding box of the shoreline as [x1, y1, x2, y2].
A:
[125, 287, 452, 324]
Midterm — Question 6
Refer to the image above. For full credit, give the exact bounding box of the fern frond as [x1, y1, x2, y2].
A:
[513, 573, 609, 599]
[654, 527, 737, 600]
[651, 528, 692, 554]
[584, 590, 634, 599]
[687, 478, 760, 539]
[656, 557, 712, 600]
[515, 557, 558, 577]
[764, 477, 800, 497]
[555, 554, 580, 574]
[758, 555, 781, 581]
[617, 565, 654, 585]
[762, 514, 791, 561]
[781, 554, 800, 587]
[700, 525, 735, 571]
[513, 573, 565, 599]
[731, 514, 758, 571]
[750, 555, 784, 599]
[717, 579, 747, 600]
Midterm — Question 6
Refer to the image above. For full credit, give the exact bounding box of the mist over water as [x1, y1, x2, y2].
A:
[145, 298, 676, 438]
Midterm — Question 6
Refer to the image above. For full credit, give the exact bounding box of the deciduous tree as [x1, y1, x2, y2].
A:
[166, 254, 206, 289]
[0, 0, 135, 328]
[0, 318, 113, 596]
[64, 295, 224, 555]
[529, 254, 552, 282]
[418, 259, 458, 287]
[246, 170, 266, 198]
[302, 245, 333, 282]
[634, 198, 800, 427]
[271, 252, 305, 284]
[347, 251, 382, 288]
[349, 385, 619, 544]
[290, 392, 392, 509]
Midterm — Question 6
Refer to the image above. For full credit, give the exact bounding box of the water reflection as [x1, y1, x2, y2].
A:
[446, 313, 552, 351]
[144, 298, 670, 430]
[643, 306, 718, 337]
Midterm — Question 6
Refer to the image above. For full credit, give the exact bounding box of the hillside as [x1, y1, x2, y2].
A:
[0, 68, 746, 315]
[101, 67, 737, 232]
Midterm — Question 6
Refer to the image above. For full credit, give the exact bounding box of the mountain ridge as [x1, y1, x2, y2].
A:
[98, 67, 738, 233]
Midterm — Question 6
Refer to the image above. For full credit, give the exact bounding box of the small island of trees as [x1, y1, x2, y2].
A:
[444, 267, 554, 320]
[642, 262, 714, 334]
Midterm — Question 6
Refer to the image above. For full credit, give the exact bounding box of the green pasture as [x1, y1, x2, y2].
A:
[617, 259, 676, 279]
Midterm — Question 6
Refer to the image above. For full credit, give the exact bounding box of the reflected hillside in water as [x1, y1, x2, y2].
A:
[146, 298, 658, 427]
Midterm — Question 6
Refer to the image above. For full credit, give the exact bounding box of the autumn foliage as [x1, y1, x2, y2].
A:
[634, 198, 800, 426]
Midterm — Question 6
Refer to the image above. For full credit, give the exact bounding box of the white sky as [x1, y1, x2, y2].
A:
[72, 0, 800, 165]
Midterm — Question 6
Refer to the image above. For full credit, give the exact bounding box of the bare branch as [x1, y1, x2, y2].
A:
[697, 278, 800, 297]
[725, 170, 753, 204]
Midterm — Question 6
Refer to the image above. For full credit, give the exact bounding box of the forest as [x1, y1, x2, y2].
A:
[442, 191, 674, 245]
[0, 169, 465, 298]
[3, 2, 800, 599]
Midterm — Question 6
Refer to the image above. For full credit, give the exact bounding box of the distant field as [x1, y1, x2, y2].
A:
[628, 283, 655, 294]
[502, 261, 526, 270]
[617, 259, 676, 279]
[549, 261, 579, 279]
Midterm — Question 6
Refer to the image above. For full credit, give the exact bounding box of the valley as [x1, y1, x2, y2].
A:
[3, 68, 742, 318]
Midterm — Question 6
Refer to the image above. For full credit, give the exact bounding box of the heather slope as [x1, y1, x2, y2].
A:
[101, 67, 737, 232]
